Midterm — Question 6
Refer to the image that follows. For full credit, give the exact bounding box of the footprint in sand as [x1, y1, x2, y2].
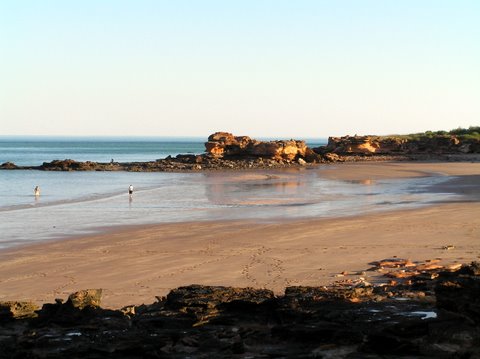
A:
[53, 275, 77, 295]
[242, 246, 285, 288]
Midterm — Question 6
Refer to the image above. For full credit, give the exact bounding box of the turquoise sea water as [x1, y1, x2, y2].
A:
[0, 136, 328, 166]
[0, 136, 206, 166]
[0, 137, 458, 249]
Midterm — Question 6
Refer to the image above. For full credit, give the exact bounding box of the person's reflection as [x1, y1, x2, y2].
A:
[204, 179, 236, 205]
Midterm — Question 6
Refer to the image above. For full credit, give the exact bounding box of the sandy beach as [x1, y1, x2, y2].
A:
[0, 161, 479, 309]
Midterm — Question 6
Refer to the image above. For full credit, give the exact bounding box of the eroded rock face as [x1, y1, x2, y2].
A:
[0, 301, 38, 319]
[251, 140, 307, 161]
[67, 289, 102, 310]
[205, 132, 308, 161]
[326, 136, 382, 154]
[323, 135, 480, 155]
[205, 132, 252, 158]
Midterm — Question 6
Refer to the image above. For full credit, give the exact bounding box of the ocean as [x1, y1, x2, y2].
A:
[0, 136, 207, 166]
[0, 137, 457, 249]
[0, 136, 329, 166]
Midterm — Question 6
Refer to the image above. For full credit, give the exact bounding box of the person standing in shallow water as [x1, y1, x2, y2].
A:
[128, 184, 134, 196]
[34, 186, 40, 197]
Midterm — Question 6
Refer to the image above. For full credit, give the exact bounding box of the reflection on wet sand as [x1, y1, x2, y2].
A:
[203, 171, 310, 206]
[201, 169, 453, 214]
[0, 167, 459, 248]
[346, 179, 375, 185]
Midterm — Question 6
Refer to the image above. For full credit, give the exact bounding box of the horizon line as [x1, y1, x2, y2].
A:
[0, 134, 331, 141]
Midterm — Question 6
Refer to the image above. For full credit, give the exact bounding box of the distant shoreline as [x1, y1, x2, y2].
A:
[2, 153, 480, 173]
[2, 130, 479, 171]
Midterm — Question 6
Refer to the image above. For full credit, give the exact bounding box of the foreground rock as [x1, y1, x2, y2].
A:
[1, 262, 480, 358]
[435, 263, 480, 323]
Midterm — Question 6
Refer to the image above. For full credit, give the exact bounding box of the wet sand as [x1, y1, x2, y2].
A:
[0, 161, 479, 309]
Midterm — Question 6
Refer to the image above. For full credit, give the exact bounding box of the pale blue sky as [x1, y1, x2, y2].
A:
[1, 0, 479, 137]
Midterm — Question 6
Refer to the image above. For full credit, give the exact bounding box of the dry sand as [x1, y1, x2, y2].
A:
[0, 161, 479, 309]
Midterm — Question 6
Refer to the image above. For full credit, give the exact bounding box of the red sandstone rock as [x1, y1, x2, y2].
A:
[323, 153, 343, 162]
[325, 134, 478, 155]
[205, 132, 308, 161]
[327, 136, 380, 154]
[205, 142, 225, 157]
[207, 132, 236, 143]
[250, 140, 306, 161]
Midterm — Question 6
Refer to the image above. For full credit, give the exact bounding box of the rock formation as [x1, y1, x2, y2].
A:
[435, 263, 480, 323]
[0, 133, 329, 172]
[1, 262, 480, 358]
[0, 162, 18, 169]
[319, 134, 480, 155]
[1, 132, 479, 173]
[205, 131, 309, 161]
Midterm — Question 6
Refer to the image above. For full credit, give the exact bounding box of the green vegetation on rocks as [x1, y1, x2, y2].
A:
[390, 126, 480, 142]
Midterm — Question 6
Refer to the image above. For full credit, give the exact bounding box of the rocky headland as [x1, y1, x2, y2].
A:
[2, 130, 479, 172]
[323, 133, 480, 156]
[1, 261, 479, 358]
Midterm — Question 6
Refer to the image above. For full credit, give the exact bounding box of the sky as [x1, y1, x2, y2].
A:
[0, 0, 479, 138]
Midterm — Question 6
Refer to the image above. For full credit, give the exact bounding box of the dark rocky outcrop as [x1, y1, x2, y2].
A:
[1, 262, 480, 358]
[435, 263, 480, 323]
[0, 162, 18, 169]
